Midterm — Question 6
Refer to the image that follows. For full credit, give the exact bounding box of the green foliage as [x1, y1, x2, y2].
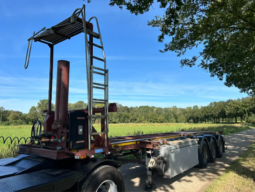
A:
[109, 0, 154, 14]
[0, 143, 19, 159]
[7, 111, 23, 121]
[110, 0, 255, 95]
[68, 101, 87, 110]
[27, 106, 39, 122]
[248, 114, 255, 124]
[1, 95, 255, 125]
[177, 114, 186, 123]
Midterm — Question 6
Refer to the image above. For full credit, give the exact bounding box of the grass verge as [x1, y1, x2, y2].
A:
[206, 143, 255, 192]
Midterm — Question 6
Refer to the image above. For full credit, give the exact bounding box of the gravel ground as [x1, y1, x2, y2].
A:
[121, 128, 255, 192]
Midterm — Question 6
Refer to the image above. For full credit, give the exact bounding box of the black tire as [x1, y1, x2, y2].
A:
[81, 165, 125, 192]
[208, 139, 217, 163]
[197, 140, 209, 168]
[216, 138, 224, 158]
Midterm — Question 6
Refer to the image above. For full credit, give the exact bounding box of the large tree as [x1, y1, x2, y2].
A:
[27, 106, 39, 122]
[110, 0, 255, 95]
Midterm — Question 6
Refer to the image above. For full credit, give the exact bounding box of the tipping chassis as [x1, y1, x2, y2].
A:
[0, 131, 226, 192]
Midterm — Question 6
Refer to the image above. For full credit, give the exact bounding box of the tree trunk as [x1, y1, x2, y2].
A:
[245, 111, 249, 122]
[235, 116, 237, 123]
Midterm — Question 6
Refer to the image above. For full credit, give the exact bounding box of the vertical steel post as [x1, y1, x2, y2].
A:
[48, 44, 54, 113]
[89, 23, 94, 150]
[81, 5, 92, 150]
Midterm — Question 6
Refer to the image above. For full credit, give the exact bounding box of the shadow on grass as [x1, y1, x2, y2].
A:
[227, 144, 255, 182]
[206, 143, 255, 192]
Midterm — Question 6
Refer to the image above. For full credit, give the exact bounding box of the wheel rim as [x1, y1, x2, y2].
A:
[203, 145, 207, 163]
[96, 180, 117, 192]
[211, 143, 216, 158]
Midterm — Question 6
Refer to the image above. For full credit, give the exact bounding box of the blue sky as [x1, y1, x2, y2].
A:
[0, 0, 247, 113]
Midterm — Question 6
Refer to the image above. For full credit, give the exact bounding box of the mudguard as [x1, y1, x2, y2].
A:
[197, 136, 210, 153]
[203, 134, 217, 150]
[77, 158, 120, 191]
[215, 133, 226, 152]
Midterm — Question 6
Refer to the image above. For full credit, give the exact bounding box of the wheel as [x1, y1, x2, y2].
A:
[216, 138, 224, 158]
[197, 140, 209, 168]
[81, 165, 125, 192]
[208, 139, 217, 163]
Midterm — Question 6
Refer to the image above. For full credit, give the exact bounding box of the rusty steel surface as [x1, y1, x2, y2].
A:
[18, 145, 72, 160]
[109, 133, 187, 145]
[73, 147, 109, 157]
[18, 129, 219, 160]
[44, 112, 54, 132]
[52, 60, 70, 129]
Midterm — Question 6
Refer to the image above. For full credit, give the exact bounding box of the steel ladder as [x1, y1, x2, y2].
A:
[84, 14, 109, 150]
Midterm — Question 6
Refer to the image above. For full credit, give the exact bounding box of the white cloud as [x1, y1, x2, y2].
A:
[0, 73, 247, 113]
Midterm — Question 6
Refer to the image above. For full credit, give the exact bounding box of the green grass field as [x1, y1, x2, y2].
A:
[0, 123, 253, 159]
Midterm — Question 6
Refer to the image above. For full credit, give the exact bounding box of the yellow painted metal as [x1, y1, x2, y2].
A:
[111, 141, 140, 147]
[80, 155, 87, 159]
[151, 135, 180, 141]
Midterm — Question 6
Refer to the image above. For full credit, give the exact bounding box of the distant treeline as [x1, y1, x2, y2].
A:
[1, 97, 255, 125]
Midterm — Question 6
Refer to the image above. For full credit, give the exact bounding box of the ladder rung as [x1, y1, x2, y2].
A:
[92, 115, 107, 118]
[87, 29, 100, 39]
[93, 99, 107, 103]
[93, 86, 105, 90]
[93, 71, 105, 76]
[93, 101, 106, 103]
[91, 132, 106, 135]
[93, 82, 107, 87]
[92, 56, 104, 62]
[93, 66, 107, 72]
[88, 41, 103, 49]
